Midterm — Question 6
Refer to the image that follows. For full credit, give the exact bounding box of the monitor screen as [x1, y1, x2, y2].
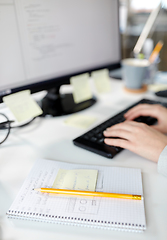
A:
[0, 0, 121, 115]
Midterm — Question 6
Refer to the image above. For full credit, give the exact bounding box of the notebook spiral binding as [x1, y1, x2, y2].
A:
[7, 209, 146, 231]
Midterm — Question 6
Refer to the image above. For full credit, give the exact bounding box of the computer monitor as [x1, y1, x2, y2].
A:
[0, 0, 121, 116]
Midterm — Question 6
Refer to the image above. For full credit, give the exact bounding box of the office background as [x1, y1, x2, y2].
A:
[120, 0, 167, 71]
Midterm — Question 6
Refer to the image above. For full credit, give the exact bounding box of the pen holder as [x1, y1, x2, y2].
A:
[146, 60, 159, 84]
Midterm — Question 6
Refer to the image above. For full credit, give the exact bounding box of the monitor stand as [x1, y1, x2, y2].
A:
[40, 87, 96, 116]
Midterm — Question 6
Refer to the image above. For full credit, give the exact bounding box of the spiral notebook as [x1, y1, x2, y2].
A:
[6, 159, 146, 232]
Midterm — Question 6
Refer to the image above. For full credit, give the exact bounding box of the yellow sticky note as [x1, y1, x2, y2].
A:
[53, 169, 98, 191]
[64, 114, 96, 129]
[3, 90, 43, 122]
[148, 84, 167, 92]
[70, 73, 92, 103]
[92, 69, 111, 94]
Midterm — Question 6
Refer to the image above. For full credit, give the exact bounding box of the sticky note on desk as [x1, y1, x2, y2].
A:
[70, 73, 92, 103]
[64, 114, 97, 129]
[92, 69, 111, 94]
[148, 83, 167, 92]
[3, 90, 43, 122]
[53, 169, 98, 191]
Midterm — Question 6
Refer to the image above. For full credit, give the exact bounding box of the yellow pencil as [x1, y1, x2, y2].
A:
[149, 40, 163, 63]
[34, 188, 142, 200]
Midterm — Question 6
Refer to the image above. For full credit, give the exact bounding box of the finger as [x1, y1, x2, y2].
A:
[124, 104, 149, 118]
[125, 105, 160, 121]
[105, 120, 142, 132]
[104, 137, 132, 150]
[103, 129, 132, 140]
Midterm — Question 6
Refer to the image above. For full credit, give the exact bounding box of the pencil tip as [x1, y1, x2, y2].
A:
[33, 188, 40, 191]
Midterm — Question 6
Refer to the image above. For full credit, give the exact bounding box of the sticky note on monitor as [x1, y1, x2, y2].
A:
[70, 73, 92, 103]
[3, 90, 43, 122]
[92, 69, 111, 94]
[53, 169, 98, 191]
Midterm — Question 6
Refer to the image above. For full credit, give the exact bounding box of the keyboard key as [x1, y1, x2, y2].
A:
[90, 137, 98, 142]
[96, 133, 103, 138]
[83, 135, 89, 140]
[97, 138, 104, 144]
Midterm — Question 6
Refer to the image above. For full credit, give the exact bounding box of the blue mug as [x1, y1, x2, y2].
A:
[122, 58, 150, 89]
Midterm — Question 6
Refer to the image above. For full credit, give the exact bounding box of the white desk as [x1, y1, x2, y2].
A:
[0, 79, 167, 240]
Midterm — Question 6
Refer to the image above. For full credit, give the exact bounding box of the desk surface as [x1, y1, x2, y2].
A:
[0, 79, 167, 240]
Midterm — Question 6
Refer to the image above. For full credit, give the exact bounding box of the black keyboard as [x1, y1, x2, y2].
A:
[73, 98, 167, 158]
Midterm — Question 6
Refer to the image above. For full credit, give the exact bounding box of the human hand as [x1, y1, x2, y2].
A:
[103, 121, 167, 162]
[124, 104, 167, 134]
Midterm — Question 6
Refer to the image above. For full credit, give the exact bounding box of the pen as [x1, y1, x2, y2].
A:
[149, 40, 163, 63]
[34, 188, 142, 200]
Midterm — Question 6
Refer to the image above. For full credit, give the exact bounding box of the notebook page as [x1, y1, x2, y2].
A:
[7, 159, 146, 231]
